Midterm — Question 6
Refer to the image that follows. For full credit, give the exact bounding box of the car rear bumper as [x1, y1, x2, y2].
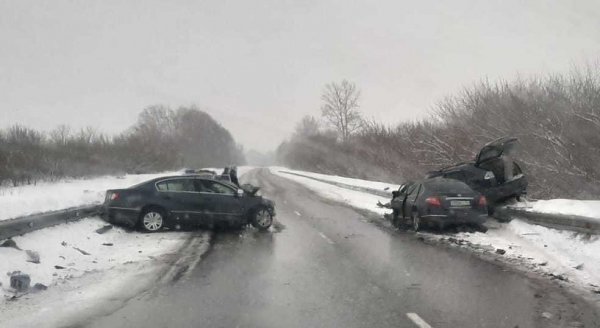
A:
[421, 212, 487, 225]
[101, 206, 140, 227]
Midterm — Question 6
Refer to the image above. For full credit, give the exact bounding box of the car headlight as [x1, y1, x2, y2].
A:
[484, 171, 495, 180]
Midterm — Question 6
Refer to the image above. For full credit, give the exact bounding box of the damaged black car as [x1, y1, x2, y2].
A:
[425, 137, 527, 207]
[101, 175, 275, 232]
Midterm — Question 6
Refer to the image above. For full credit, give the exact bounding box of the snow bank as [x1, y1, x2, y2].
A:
[0, 216, 188, 292]
[454, 220, 600, 291]
[270, 167, 391, 216]
[0, 171, 181, 222]
[270, 166, 400, 192]
[512, 199, 600, 221]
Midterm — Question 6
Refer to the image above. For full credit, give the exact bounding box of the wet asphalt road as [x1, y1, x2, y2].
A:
[84, 169, 598, 328]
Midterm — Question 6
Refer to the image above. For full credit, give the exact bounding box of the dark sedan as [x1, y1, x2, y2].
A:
[101, 175, 275, 232]
[390, 177, 488, 231]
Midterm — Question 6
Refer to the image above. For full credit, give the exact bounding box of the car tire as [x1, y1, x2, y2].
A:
[411, 210, 421, 232]
[139, 207, 166, 232]
[251, 207, 273, 231]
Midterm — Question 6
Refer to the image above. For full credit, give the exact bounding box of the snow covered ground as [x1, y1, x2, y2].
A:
[0, 217, 205, 327]
[0, 171, 181, 222]
[511, 199, 600, 221]
[270, 167, 600, 294]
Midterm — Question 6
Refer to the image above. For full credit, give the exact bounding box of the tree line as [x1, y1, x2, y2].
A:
[0, 105, 245, 186]
[277, 68, 600, 199]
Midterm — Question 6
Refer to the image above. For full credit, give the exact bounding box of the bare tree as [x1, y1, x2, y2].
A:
[294, 115, 320, 138]
[320, 80, 362, 141]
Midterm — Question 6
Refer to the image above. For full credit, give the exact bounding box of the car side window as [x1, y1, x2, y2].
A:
[196, 180, 236, 195]
[156, 178, 195, 192]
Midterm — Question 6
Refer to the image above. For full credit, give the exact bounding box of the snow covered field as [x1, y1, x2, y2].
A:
[270, 167, 600, 294]
[0, 171, 181, 222]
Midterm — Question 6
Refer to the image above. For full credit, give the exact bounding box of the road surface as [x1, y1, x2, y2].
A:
[81, 168, 599, 328]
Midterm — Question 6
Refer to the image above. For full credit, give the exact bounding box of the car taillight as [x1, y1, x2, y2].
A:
[110, 192, 119, 201]
[426, 197, 442, 207]
[478, 195, 487, 207]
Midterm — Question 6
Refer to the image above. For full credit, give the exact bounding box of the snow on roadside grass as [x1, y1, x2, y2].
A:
[451, 220, 600, 291]
[0, 216, 189, 294]
[0, 171, 182, 221]
[270, 166, 400, 192]
[511, 199, 600, 221]
[271, 166, 600, 293]
[269, 167, 390, 216]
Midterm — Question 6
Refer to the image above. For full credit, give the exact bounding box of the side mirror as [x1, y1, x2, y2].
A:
[236, 189, 244, 197]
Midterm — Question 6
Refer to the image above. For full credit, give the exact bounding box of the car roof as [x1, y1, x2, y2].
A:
[420, 177, 477, 193]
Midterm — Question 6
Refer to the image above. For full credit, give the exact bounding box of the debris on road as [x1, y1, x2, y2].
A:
[25, 250, 40, 264]
[496, 248, 506, 255]
[32, 283, 48, 291]
[10, 272, 31, 291]
[73, 247, 91, 255]
[54, 265, 66, 270]
[102, 243, 114, 246]
[1, 239, 21, 250]
[95, 225, 113, 234]
[574, 263, 584, 270]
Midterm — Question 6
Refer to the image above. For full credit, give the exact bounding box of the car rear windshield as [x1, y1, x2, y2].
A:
[423, 179, 474, 194]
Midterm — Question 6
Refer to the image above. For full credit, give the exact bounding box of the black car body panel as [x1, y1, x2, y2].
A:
[426, 137, 527, 204]
[101, 175, 275, 229]
[391, 178, 488, 227]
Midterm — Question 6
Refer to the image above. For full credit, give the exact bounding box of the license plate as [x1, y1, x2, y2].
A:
[451, 200, 471, 207]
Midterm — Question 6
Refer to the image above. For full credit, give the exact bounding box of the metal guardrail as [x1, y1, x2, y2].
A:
[0, 205, 101, 240]
[279, 170, 600, 234]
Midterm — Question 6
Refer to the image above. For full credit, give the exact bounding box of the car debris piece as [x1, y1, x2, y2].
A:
[10, 272, 31, 291]
[33, 283, 48, 291]
[102, 243, 114, 246]
[61, 241, 68, 247]
[25, 250, 40, 264]
[73, 247, 91, 255]
[496, 248, 506, 255]
[1, 239, 21, 250]
[54, 265, 66, 270]
[574, 263, 584, 270]
[95, 225, 113, 234]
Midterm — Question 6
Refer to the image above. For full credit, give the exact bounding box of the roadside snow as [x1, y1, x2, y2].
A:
[269, 167, 390, 216]
[512, 199, 600, 221]
[270, 166, 400, 192]
[452, 220, 600, 291]
[0, 217, 188, 294]
[271, 166, 600, 293]
[0, 171, 181, 222]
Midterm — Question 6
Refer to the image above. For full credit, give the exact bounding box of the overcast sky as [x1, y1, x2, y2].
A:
[1, 0, 600, 152]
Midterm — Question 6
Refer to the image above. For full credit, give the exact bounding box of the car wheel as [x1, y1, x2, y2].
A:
[251, 208, 273, 231]
[140, 208, 165, 232]
[411, 210, 421, 232]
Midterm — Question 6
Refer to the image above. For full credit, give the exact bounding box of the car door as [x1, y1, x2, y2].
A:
[402, 183, 421, 218]
[195, 179, 245, 222]
[155, 178, 202, 220]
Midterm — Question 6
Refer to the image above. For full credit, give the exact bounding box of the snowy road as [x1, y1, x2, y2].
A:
[76, 168, 599, 328]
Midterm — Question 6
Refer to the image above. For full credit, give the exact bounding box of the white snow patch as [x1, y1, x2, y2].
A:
[512, 199, 600, 221]
[270, 166, 400, 192]
[269, 167, 391, 215]
[0, 217, 189, 294]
